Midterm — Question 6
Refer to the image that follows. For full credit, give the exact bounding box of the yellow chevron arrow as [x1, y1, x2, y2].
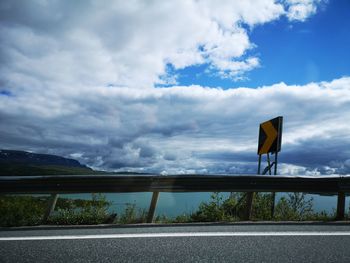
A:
[259, 121, 277, 154]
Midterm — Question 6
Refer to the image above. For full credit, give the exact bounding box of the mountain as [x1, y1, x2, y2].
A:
[0, 150, 86, 167]
[0, 150, 101, 176]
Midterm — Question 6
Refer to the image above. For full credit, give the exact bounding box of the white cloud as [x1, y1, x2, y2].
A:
[1, 77, 350, 174]
[285, 0, 325, 21]
[0, 0, 324, 90]
[0, 0, 340, 175]
[279, 163, 321, 176]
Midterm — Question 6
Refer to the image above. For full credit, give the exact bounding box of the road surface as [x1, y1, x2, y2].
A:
[1, 222, 350, 262]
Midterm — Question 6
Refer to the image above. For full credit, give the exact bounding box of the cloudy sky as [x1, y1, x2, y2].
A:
[1, 0, 350, 175]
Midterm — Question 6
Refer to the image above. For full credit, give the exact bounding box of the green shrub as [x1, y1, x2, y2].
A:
[187, 192, 334, 223]
[0, 192, 338, 227]
[191, 192, 224, 222]
[117, 203, 147, 224]
[48, 194, 113, 225]
[172, 213, 193, 223]
[190, 192, 239, 222]
[274, 193, 314, 220]
[0, 194, 113, 226]
[0, 195, 46, 227]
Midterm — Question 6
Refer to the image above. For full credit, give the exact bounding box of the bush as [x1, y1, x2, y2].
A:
[48, 194, 113, 225]
[0, 195, 46, 227]
[251, 193, 274, 220]
[172, 213, 193, 223]
[0, 192, 337, 227]
[187, 192, 334, 223]
[0, 194, 114, 226]
[274, 193, 314, 220]
[190, 192, 239, 222]
[117, 203, 147, 224]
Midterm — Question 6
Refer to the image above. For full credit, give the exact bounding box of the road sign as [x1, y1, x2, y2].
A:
[257, 116, 283, 155]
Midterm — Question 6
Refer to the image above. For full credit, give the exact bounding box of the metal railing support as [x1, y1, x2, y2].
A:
[43, 194, 58, 223]
[244, 155, 262, 220]
[244, 192, 254, 220]
[271, 192, 276, 219]
[336, 191, 345, 220]
[147, 191, 159, 223]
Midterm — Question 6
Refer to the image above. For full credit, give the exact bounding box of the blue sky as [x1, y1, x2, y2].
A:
[175, 0, 350, 88]
[1, 0, 350, 175]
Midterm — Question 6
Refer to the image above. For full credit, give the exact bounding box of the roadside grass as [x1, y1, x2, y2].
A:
[0, 192, 340, 227]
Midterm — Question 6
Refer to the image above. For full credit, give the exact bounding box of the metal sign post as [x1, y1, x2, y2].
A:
[257, 116, 283, 170]
[246, 116, 283, 220]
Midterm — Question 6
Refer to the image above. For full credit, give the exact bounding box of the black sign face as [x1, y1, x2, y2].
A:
[257, 116, 283, 155]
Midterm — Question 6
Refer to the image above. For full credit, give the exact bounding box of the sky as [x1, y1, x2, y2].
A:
[0, 0, 350, 175]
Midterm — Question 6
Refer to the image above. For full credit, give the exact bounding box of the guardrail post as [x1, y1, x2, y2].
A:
[244, 192, 254, 220]
[336, 192, 345, 220]
[43, 194, 58, 223]
[271, 192, 275, 219]
[147, 191, 159, 223]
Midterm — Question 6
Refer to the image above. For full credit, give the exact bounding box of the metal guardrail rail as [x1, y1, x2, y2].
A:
[1, 174, 350, 194]
[0, 174, 349, 221]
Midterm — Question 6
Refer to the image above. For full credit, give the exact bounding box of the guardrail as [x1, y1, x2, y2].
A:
[1, 174, 349, 222]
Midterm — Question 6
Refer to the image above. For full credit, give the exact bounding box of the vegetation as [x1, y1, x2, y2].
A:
[0, 195, 46, 226]
[156, 192, 336, 223]
[117, 203, 147, 224]
[189, 192, 334, 222]
[0, 163, 107, 176]
[47, 194, 113, 225]
[0, 192, 341, 227]
[0, 149, 104, 176]
[0, 194, 112, 227]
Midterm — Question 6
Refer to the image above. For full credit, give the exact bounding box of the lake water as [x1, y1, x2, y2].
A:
[61, 192, 349, 218]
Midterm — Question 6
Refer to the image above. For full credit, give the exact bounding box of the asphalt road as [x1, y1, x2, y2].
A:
[1, 223, 350, 263]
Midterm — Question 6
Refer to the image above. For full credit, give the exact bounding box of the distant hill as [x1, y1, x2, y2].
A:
[0, 150, 104, 176]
